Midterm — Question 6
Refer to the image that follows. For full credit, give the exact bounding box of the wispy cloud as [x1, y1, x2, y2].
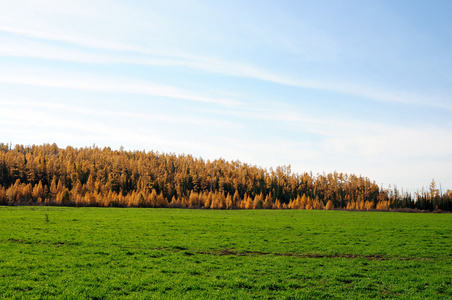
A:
[199, 101, 452, 161]
[0, 67, 243, 108]
[1, 1, 450, 112]
[0, 99, 241, 130]
[2, 27, 450, 111]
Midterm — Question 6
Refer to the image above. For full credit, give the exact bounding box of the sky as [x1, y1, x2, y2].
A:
[1, 0, 452, 192]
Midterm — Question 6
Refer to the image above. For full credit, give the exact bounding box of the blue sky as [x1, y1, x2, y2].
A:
[1, 0, 451, 192]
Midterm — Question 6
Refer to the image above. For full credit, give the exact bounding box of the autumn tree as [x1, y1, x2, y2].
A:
[0, 143, 449, 211]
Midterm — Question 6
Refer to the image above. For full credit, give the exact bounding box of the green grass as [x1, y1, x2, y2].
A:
[0, 207, 451, 299]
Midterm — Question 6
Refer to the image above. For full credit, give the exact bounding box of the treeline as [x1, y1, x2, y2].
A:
[0, 143, 451, 211]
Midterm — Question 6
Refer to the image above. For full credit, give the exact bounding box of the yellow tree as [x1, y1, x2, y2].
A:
[273, 198, 282, 209]
[49, 177, 58, 201]
[244, 194, 253, 209]
[32, 180, 44, 201]
[232, 190, 240, 208]
[225, 193, 233, 209]
[205, 191, 213, 208]
[263, 194, 272, 209]
[253, 193, 263, 209]
[325, 200, 334, 210]
[188, 191, 200, 208]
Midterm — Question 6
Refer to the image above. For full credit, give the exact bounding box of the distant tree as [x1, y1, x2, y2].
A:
[0, 143, 449, 211]
[325, 200, 334, 210]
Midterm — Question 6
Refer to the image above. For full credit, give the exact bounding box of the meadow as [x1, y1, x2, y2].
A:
[0, 207, 451, 299]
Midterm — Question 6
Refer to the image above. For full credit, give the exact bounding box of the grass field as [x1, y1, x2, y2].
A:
[0, 207, 451, 299]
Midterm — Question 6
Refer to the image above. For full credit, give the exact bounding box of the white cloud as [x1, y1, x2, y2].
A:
[1, 6, 451, 111]
[0, 68, 243, 108]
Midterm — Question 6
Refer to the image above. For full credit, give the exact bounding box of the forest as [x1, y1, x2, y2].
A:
[0, 143, 450, 211]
